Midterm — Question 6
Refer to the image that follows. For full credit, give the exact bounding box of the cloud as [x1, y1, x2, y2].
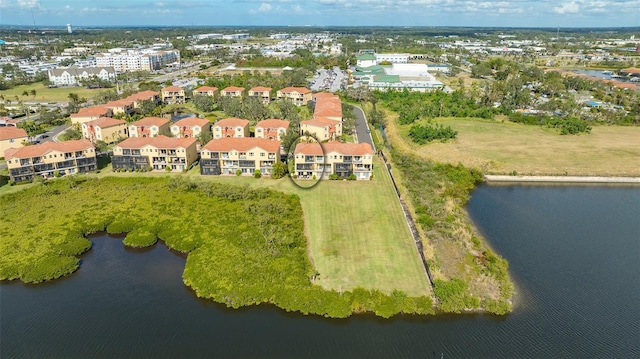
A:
[17, 0, 41, 9]
[258, 2, 273, 11]
[554, 1, 580, 13]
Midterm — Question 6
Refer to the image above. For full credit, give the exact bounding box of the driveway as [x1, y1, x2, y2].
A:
[351, 105, 375, 151]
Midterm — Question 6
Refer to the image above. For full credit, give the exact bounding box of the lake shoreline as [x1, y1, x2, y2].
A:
[484, 175, 640, 184]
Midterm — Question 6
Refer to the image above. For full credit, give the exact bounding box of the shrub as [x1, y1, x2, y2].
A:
[408, 123, 458, 144]
[254, 170, 262, 179]
[329, 174, 340, 180]
[312, 174, 316, 180]
[347, 173, 357, 181]
[235, 169, 242, 176]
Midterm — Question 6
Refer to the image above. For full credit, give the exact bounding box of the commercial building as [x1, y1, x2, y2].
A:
[255, 119, 289, 141]
[81, 117, 128, 144]
[170, 117, 211, 139]
[200, 138, 281, 176]
[0, 127, 28, 158]
[356, 53, 376, 67]
[47, 67, 116, 87]
[276, 87, 312, 106]
[5, 140, 97, 183]
[212, 118, 249, 139]
[375, 53, 409, 64]
[128, 117, 170, 138]
[112, 136, 197, 172]
[293, 142, 374, 180]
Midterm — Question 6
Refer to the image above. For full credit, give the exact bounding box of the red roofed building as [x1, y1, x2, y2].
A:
[81, 117, 128, 144]
[5, 139, 97, 182]
[128, 117, 170, 138]
[0, 127, 29, 157]
[220, 86, 245, 98]
[0, 117, 19, 127]
[112, 135, 197, 172]
[620, 68, 640, 77]
[248, 86, 272, 105]
[255, 119, 290, 141]
[105, 99, 135, 115]
[277, 87, 312, 106]
[212, 118, 250, 139]
[313, 95, 343, 121]
[200, 137, 281, 176]
[300, 117, 342, 141]
[294, 141, 373, 180]
[193, 86, 219, 97]
[161, 86, 185, 104]
[70, 106, 113, 125]
[170, 117, 211, 139]
[124, 90, 161, 108]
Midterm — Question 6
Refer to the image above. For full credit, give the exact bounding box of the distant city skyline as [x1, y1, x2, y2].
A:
[1, 0, 639, 28]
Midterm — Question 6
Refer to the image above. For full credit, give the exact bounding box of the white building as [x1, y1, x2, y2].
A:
[48, 67, 116, 86]
[375, 53, 409, 64]
[95, 49, 180, 73]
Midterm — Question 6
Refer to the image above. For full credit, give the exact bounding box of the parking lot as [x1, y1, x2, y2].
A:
[310, 66, 347, 92]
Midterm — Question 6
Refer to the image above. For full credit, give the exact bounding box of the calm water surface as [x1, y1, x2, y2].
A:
[1, 185, 639, 358]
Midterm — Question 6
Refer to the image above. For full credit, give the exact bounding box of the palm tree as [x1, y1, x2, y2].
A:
[30, 89, 36, 99]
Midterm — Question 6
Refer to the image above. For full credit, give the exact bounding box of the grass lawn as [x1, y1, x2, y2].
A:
[89, 159, 431, 297]
[397, 118, 640, 177]
[0, 82, 104, 103]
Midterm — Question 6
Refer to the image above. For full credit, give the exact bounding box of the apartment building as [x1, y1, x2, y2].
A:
[0, 127, 28, 158]
[212, 118, 249, 139]
[95, 49, 180, 72]
[70, 105, 113, 125]
[128, 117, 170, 138]
[312, 94, 342, 121]
[293, 142, 374, 180]
[193, 86, 219, 97]
[0, 117, 19, 127]
[170, 117, 211, 139]
[300, 117, 342, 141]
[200, 138, 281, 176]
[276, 87, 312, 106]
[255, 119, 289, 141]
[124, 90, 161, 108]
[5, 139, 97, 183]
[112, 136, 197, 172]
[47, 66, 116, 86]
[220, 86, 244, 98]
[105, 99, 134, 115]
[81, 117, 127, 144]
[248, 86, 272, 105]
[161, 86, 185, 104]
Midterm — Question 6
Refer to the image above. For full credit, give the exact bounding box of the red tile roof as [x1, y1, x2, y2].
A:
[279, 87, 311, 94]
[132, 117, 170, 127]
[222, 86, 245, 92]
[71, 105, 111, 118]
[621, 67, 640, 75]
[301, 117, 340, 128]
[313, 96, 342, 118]
[125, 90, 159, 101]
[116, 135, 196, 149]
[173, 117, 210, 127]
[0, 126, 28, 141]
[194, 86, 218, 92]
[106, 99, 134, 107]
[250, 86, 272, 92]
[4, 139, 94, 159]
[162, 86, 184, 92]
[312, 92, 339, 100]
[215, 117, 250, 127]
[202, 137, 281, 152]
[255, 119, 290, 129]
[294, 141, 373, 156]
[84, 117, 126, 128]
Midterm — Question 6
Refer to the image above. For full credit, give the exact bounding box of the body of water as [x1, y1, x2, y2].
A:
[1, 185, 639, 358]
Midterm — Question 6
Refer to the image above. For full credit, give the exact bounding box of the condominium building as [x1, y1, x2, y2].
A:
[212, 118, 249, 139]
[300, 117, 342, 141]
[220, 86, 244, 98]
[200, 138, 281, 176]
[170, 117, 211, 139]
[293, 142, 374, 180]
[248, 86, 272, 105]
[81, 117, 128, 144]
[95, 49, 180, 72]
[276, 87, 312, 106]
[312, 94, 342, 121]
[193, 86, 218, 97]
[124, 90, 161, 108]
[47, 66, 116, 86]
[161, 86, 185, 104]
[5, 140, 97, 183]
[70, 106, 113, 125]
[0, 127, 28, 158]
[112, 136, 197, 172]
[128, 117, 170, 138]
[255, 119, 289, 141]
[105, 99, 134, 115]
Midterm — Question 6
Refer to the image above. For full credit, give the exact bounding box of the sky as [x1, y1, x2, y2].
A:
[1, 0, 639, 28]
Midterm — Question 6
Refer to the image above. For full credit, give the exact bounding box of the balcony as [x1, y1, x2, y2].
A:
[343, 156, 352, 163]
[354, 165, 371, 172]
[10, 167, 34, 176]
[56, 160, 75, 169]
[296, 164, 314, 171]
[335, 163, 352, 172]
[33, 164, 55, 172]
[304, 156, 314, 162]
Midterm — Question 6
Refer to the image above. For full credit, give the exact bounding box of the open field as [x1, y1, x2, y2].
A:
[0, 83, 104, 103]
[28, 157, 430, 297]
[397, 118, 640, 177]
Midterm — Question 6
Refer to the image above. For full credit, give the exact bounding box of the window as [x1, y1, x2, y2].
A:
[249, 152, 254, 157]
[260, 153, 265, 157]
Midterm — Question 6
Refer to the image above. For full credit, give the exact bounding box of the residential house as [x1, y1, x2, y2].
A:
[112, 136, 197, 172]
[193, 86, 218, 97]
[70, 105, 113, 125]
[200, 138, 281, 176]
[293, 142, 374, 180]
[161, 86, 185, 104]
[300, 117, 342, 141]
[81, 117, 128, 144]
[277, 87, 312, 106]
[128, 117, 170, 138]
[5, 139, 97, 183]
[255, 119, 289, 141]
[170, 117, 211, 139]
[220, 86, 244, 98]
[212, 118, 250, 139]
[248, 86, 272, 105]
[0, 127, 28, 158]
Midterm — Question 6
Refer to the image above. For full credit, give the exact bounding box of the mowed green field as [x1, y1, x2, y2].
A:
[0, 83, 104, 103]
[400, 118, 640, 176]
[85, 158, 431, 297]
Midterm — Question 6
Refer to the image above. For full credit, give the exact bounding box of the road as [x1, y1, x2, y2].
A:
[351, 105, 375, 151]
